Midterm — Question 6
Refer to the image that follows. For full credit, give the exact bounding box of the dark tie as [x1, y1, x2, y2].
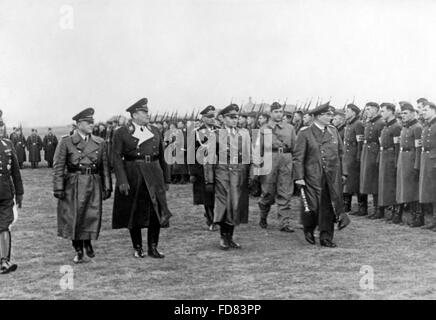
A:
[140, 126, 144, 132]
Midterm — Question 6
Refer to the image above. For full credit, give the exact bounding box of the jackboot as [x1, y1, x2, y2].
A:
[343, 193, 352, 213]
[356, 194, 368, 216]
[391, 205, 403, 224]
[410, 203, 425, 227]
[371, 206, 385, 220]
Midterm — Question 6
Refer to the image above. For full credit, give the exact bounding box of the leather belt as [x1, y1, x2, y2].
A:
[68, 167, 98, 174]
[124, 154, 159, 163]
[380, 147, 395, 151]
[272, 147, 292, 153]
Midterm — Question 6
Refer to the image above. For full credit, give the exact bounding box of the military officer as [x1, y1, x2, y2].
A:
[43, 128, 58, 168]
[343, 104, 365, 215]
[256, 102, 297, 232]
[359, 102, 385, 217]
[0, 125, 23, 274]
[0, 110, 7, 138]
[26, 129, 43, 168]
[204, 104, 251, 250]
[292, 111, 304, 134]
[294, 102, 349, 248]
[188, 105, 218, 231]
[53, 108, 112, 263]
[418, 101, 436, 231]
[332, 110, 346, 141]
[112, 98, 172, 258]
[396, 102, 423, 227]
[10, 128, 26, 169]
[373, 103, 402, 222]
[238, 112, 248, 129]
[302, 113, 313, 127]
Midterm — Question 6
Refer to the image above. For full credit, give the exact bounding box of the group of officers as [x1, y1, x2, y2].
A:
[0, 96, 435, 274]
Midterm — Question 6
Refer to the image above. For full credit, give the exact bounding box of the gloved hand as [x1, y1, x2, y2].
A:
[103, 190, 112, 200]
[337, 212, 351, 230]
[15, 194, 23, 208]
[54, 191, 65, 200]
[205, 183, 214, 194]
[118, 183, 130, 196]
[189, 175, 197, 183]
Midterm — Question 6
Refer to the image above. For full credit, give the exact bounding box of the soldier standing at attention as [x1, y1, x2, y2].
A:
[0, 117, 23, 274]
[359, 102, 385, 218]
[293, 103, 349, 248]
[188, 105, 218, 231]
[343, 104, 365, 216]
[112, 98, 172, 258]
[26, 129, 43, 168]
[396, 102, 423, 227]
[418, 101, 436, 231]
[332, 110, 346, 142]
[53, 108, 112, 263]
[204, 104, 251, 250]
[43, 128, 58, 168]
[256, 102, 296, 232]
[373, 103, 401, 222]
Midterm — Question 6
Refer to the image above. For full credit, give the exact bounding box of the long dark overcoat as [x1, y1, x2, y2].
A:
[418, 117, 436, 203]
[343, 117, 364, 194]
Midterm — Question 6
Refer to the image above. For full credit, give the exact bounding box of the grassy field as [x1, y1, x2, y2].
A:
[0, 165, 435, 300]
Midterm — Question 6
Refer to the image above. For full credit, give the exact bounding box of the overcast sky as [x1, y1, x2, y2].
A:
[1, 0, 436, 126]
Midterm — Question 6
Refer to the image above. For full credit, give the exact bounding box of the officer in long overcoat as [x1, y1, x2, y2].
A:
[396, 102, 423, 227]
[26, 129, 43, 168]
[374, 103, 402, 221]
[53, 108, 112, 263]
[0, 131, 23, 274]
[294, 103, 349, 248]
[112, 98, 172, 259]
[418, 101, 436, 231]
[188, 105, 218, 231]
[359, 102, 385, 217]
[204, 104, 250, 250]
[43, 128, 58, 168]
[343, 104, 365, 215]
[10, 128, 26, 169]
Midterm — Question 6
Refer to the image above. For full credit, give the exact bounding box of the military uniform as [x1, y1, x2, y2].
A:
[10, 132, 26, 169]
[396, 117, 422, 226]
[204, 104, 250, 250]
[359, 114, 385, 215]
[293, 103, 348, 247]
[342, 113, 365, 214]
[188, 105, 218, 229]
[418, 116, 436, 230]
[26, 132, 43, 168]
[376, 115, 401, 221]
[0, 137, 23, 274]
[256, 103, 296, 231]
[336, 123, 346, 142]
[112, 98, 172, 258]
[43, 131, 58, 168]
[53, 108, 112, 263]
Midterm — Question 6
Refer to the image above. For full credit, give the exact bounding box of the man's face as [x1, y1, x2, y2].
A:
[77, 120, 94, 135]
[271, 109, 283, 122]
[177, 121, 184, 129]
[99, 125, 105, 131]
[416, 102, 425, 115]
[316, 112, 334, 126]
[422, 105, 436, 121]
[224, 114, 238, 128]
[247, 116, 255, 125]
[380, 107, 392, 121]
[133, 110, 149, 125]
[332, 115, 345, 127]
[366, 106, 379, 118]
[238, 116, 247, 126]
[258, 115, 268, 126]
[345, 108, 356, 120]
[292, 113, 302, 125]
[303, 114, 312, 126]
[202, 114, 215, 126]
[401, 109, 415, 123]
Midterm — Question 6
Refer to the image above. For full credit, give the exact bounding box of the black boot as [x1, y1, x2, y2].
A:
[391, 205, 403, 224]
[410, 203, 425, 227]
[227, 226, 241, 249]
[84, 240, 95, 258]
[72, 240, 84, 264]
[356, 194, 368, 216]
[368, 195, 379, 219]
[130, 228, 145, 258]
[219, 224, 230, 250]
[0, 231, 17, 274]
[343, 193, 352, 213]
[148, 244, 165, 258]
[371, 206, 385, 220]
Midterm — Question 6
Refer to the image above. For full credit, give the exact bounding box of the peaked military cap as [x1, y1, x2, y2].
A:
[380, 102, 396, 112]
[126, 98, 148, 113]
[424, 101, 436, 110]
[346, 103, 360, 115]
[417, 97, 428, 104]
[399, 101, 414, 112]
[270, 102, 282, 112]
[308, 102, 333, 116]
[219, 104, 239, 116]
[200, 105, 215, 115]
[365, 101, 380, 109]
[72, 108, 95, 122]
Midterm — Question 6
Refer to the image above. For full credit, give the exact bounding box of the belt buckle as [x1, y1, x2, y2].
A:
[85, 167, 92, 175]
[278, 147, 283, 154]
[145, 155, 151, 163]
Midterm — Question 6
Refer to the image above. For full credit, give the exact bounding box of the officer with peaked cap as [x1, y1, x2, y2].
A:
[396, 102, 423, 227]
[26, 129, 43, 168]
[343, 104, 365, 216]
[0, 110, 23, 274]
[43, 128, 58, 168]
[294, 102, 349, 247]
[53, 108, 112, 263]
[255, 102, 297, 232]
[188, 105, 218, 230]
[204, 104, 250, 250]
[112, 98, 172, 258]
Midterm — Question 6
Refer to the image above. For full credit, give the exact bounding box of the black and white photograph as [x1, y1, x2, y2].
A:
[1, 0, 435, 305]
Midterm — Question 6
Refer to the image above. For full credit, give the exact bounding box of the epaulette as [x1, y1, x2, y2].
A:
[91, 134, 104, 143]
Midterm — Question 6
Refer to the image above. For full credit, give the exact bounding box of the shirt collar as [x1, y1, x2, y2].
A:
[77, 131, 88, 141]
[313, 121, 326, 131]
